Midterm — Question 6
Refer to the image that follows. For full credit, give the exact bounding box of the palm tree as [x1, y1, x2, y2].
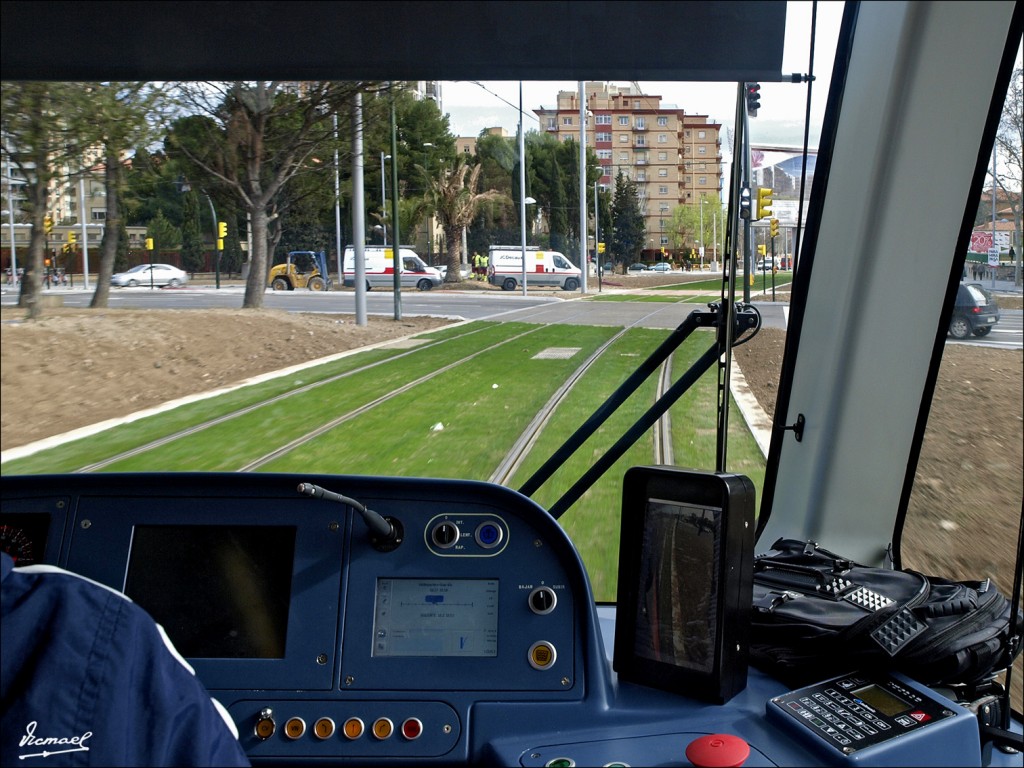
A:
[427, 160, 504, 283]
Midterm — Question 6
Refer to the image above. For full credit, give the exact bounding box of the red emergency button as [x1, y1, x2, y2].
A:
[401, 717, 423, 740]
[685, 734, 750, 768]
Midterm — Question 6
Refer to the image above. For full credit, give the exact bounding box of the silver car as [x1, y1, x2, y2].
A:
[111, 263, 189, 288]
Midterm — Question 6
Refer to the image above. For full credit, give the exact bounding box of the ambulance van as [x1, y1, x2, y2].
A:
[486, 245, 582, 291]
[343, 246, 442, 291]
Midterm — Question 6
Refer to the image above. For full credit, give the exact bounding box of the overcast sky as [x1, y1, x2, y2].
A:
[440, 2, 846, 149]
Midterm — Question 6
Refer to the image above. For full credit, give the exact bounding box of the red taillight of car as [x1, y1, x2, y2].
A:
[972, 307, 981, 313]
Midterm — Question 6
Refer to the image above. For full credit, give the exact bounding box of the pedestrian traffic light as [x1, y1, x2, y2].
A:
[769, 218, 779, 238]
[145, 237, 154, 250]
[745, 82, 761, 118]
[43, 215, 53, 233]
[218, 221, 227, 238]
[739, 187, 752, 220]
[756, 187, 773, 220]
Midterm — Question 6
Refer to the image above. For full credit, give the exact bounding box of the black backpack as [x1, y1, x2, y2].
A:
[749, 538, 1022, 690]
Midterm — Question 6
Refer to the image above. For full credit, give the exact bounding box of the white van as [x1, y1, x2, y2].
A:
[343, 246, 442, 291]
[486, 245, 582, 291]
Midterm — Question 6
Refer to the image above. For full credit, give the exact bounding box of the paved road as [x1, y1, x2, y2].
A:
[3, 284, 1020, 347]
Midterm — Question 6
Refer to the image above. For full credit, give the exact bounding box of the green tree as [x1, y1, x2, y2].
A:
[610, 171, 645, 262]
[180, 191, 205, 274]
[146, 209, 181, 261]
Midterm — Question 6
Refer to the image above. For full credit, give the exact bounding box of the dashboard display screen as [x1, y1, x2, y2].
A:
[125, 525, 296, 659]
[853, 683, 910, 716]
[632, 498, 721, 673]
[372, 578, 499, 657]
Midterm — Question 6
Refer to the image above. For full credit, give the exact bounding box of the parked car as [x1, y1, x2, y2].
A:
[948, 282, 1000, 339]
[649, 262, 673, 272]
[757, 258, 776, 271]
[111, 263, 189, 288]
[627, 262, 649, 272]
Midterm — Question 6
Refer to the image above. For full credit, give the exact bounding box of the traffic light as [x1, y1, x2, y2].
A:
[757, 244, 767, 256]
[218, 221, 227, 238]
[68, 232, 76, 245]
[769, 218, 779, 238]
[43, 215, 53, 233]
[756, 187, 773, 220]
[145, 237, 154, 250]
[745, 82, 761, 117]
[739, 187, 752, 220]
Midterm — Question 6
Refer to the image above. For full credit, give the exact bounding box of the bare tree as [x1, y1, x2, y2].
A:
[168, 81, 370, 308]
[1, 83, 79, 318]
[87, 82, 169, 308]
[994, 67, 1022, 285]
[427, 160, 504, 283]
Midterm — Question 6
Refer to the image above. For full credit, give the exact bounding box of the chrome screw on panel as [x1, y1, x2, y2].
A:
[80, 519, 91, 529]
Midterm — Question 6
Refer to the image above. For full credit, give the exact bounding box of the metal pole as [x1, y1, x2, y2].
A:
[204, 194, 219, 289]
[390, 89, 401, 320]
[380, 150, 387, 246]
[594, 180, 601, 291]
[6, 157, 18, 288]
[78, 175, 89, 289]
[519, 81, 528, 296]
[578, 81, 587, 294]
[991, 142, 997, 289]
[352, 91, 367, 325]
[334, 112, 342, 285]
[699, 193, 704, 269]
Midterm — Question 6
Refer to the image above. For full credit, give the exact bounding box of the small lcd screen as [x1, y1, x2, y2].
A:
[632, 498, 721, 673]
[372, 578, 498, 657]
[125, 525, 296, 659]
[853, 683, 910, 716]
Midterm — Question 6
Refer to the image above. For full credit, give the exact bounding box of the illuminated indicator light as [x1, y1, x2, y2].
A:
[545, 759, 575, 768]
[284, 717, 306, 739]
[372, 717, 394, 740]
[313, 718, 335, 739]
[529, 641, 557, 670]
[401, 717, 423, 740]
[254, 716, 276, 740]
[343, 718, 364, 740]
[475, 521, 503, 549]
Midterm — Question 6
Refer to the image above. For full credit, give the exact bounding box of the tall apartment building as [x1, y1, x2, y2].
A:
[534, 82, 722, 254]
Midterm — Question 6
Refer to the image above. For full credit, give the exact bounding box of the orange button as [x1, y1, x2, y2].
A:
[313, 718, 335, 739]
[343, 717, 364, 740]
[284, 717, 306, 739]
[254, 717, 276, 740]
[372, 717, 394, 740]
[529, 641, 557, 669]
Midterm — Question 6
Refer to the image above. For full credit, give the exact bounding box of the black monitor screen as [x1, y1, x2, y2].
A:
[632, 499, 721, 673]
[125, 525, 296, 659]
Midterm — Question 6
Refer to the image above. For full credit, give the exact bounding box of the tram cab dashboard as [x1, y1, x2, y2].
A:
[2, 472, 1018, 767]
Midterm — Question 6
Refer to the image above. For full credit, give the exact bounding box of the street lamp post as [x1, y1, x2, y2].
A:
[380, 152, 391, 246]
[699, 194, 705, 268]
[178, 177, 220, 288]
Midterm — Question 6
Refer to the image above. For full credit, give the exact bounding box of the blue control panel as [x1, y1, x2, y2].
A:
[1, 472, 1020, 767]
